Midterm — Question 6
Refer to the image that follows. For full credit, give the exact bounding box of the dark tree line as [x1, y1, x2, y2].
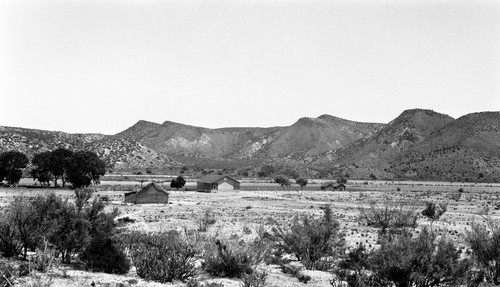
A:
[0, 148, 106, 188]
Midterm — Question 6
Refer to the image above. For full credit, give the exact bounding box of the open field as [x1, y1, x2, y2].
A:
[2, 181, 500, 286]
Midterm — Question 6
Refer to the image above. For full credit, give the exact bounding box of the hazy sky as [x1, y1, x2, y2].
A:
[1, 0, 499, 134]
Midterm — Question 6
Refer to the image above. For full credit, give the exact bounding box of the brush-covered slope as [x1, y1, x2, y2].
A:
[393, 112, 500, 182]
[330, 109, 455, 178]
[0, 126, 175, 169]
[115, 115, 383, 161]
[260, 115, 383, 158]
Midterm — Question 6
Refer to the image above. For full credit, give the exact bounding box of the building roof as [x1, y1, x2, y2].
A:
[140, 182, 169, 194]
[321, 182, 335, 188]
[197, 174, 239, 184]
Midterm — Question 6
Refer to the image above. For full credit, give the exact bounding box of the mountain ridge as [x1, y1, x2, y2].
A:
[1, 109, 499, 181]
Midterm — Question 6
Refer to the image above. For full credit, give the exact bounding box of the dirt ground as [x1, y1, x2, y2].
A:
[2, 181, 500, 287]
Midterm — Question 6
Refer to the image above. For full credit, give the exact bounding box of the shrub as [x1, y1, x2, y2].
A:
[30, 238, 55, 272]
[80, 236, 130, 274]
[421, 201, 447, 228]
[130, 231, 196, 283]
[198, 209, 217, 232]
[0, 213, 22, 258]
[0, 262, 15, 286]
[186, 279, 225, 287]
[274, 175, 291, 188]
[241, 270, 267, 287]
[359, 201, 418, 239]
[370, 228, 470, 287]
[295, 178, 308, 188]
[466, 219, 500, 285]
[272, 205, 345, 270]
[202, 239, 253, 278]
[6, 197, 40, 259]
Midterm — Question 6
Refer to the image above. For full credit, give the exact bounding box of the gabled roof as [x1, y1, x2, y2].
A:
[140, 182, 169, 194]
[197, 174, 239, 184]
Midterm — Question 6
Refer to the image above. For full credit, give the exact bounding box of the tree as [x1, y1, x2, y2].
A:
[49, 148, 73, 187]
[64, 151, 106, 188]
[31, 151, 53, 187]
[170, 176, 186, 189]
[337, 177, 348, 184]
[258, 165, 275, 178]
[421, 201, 447, 229]
[274, 175, 291, 188]
[0, 151, 29, 185]
[295, 177, 308, 188]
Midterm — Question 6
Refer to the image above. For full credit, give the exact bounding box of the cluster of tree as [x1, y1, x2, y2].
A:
[0, 190, 128, 274]
[0, 148, 106, 188]
[170, 176, 186, 189]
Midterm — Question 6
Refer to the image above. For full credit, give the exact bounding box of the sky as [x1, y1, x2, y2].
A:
[1, 0, 499, 134]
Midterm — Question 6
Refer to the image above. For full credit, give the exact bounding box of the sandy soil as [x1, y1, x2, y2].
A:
[2, 182, 500, 287]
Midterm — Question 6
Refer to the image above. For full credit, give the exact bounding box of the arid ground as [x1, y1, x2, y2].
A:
[2, 179, 500, 287]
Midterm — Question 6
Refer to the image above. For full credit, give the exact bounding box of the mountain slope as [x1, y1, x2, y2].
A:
[114, 115, 383, 161]
[0, 126, 176, 169]
[333, 109, 454, 167]
[393, 112, 500, 181]
[259, 115, 383, 158]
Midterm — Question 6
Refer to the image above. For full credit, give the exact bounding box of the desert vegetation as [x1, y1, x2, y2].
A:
[1, 179, 500, 286]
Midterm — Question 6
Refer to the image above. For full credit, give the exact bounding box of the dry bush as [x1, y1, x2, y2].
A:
[0, 261, 15, 287]
[202, 239, 254, 278]
[370, 228, 470, 287]
[130, 231, 196, 283]
[80, 236, 130, 274]
[30, 238, 55, 272]
[198, 209, 217, 232]
[359, 200, 419, 239]
[241, 269, 267, 287]
[272, 205, 345, 270]
[466, 219, 500, 286]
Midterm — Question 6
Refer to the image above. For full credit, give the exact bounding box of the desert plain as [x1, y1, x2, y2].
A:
[2, 178, 500, 287]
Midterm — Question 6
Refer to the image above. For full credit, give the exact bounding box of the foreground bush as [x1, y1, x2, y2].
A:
[370, 228, 469, 287]
[272, 205, 345, 270]
[466, 219, 500, 286]
[80, 236, 129, 274]
[202, 239, 253, 278]
[129, 231, 196, 283]
[0, 261, 15, 286]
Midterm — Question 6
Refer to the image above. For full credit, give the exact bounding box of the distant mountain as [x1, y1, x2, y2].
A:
[1, 110, 499, 182]
[113, 115, 383, 161]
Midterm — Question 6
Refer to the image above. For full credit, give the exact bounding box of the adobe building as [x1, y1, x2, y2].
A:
[124, 182, 169, 204]
[196, 175, 240, 193]
[320, 182, 346, 191]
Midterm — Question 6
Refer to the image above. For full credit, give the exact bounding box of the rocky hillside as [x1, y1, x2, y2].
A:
[114, 116, 383, 161]
[327, 109, 455, 178]
[392, 112, 500, 182]
[0, 126, 175, 169]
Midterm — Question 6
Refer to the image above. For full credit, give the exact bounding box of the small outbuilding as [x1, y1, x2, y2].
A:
[320, 182, 346, 191]
[197, 175, 240, 193]
[124, 182, 169, 204]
